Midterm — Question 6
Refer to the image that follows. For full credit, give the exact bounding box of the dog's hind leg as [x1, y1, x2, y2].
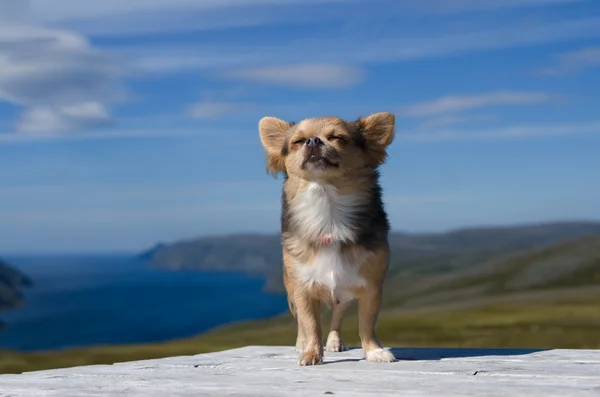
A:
[295, 313, 306, 352]
[283, 263, 306, 352]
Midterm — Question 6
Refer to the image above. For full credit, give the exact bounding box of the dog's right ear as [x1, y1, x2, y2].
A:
[258, 117, 290, 177]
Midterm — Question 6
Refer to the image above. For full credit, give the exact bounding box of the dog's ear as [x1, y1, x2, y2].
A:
[355, 112, 395, 167]
[259, 116, 290, 177]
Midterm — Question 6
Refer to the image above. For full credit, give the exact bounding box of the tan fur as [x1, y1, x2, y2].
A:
[355, 112, 396, 166]
[326, 299, 351, 352]
[258, 116, 290, 176]
[259, 112, 396, 366]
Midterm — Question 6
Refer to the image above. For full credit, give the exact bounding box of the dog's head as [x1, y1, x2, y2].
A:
[258, 112, 395, 181]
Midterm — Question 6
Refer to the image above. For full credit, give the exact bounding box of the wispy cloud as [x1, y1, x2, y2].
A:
[24, 0, 346, 23]
[1, 191, 461, 238]
[0, 182, 463, 227]
[186, 101, 258, 119]
[401, 0, 584, 14]
[384, 193, 465, 205]
[0, 180, 277, 203]
[3, 120, 600, 145]
[0, 180, 278, 230]
[538, 47, 600, 75]
[416, 114, 497, 129]
[222, 64, 365, 89]
[0, 128, 204, 144]
[0, 0, 586, 36]
[0, 204, 280, 227]
[399, 91, 552, 118]
[19, 0, 584, 37]
[401, 121, 600, 142]
[0, 0, 357, 42]
[25, 0, 582, 22]
[123, 17, 600, 75]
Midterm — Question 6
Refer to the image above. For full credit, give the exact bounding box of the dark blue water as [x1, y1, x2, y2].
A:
[0, 255, 288, 352]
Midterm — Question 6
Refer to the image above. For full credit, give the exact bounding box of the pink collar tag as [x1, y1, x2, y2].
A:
[320, 234, 333, 245]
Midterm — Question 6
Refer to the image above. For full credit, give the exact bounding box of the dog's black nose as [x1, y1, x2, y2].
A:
[306, 136, 322, 148]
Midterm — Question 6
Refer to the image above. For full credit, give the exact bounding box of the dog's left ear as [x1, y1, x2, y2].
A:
[355, 112, 396, 166]
[258, 116, 290, 177]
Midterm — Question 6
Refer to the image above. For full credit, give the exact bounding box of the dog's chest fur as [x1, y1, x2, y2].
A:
[290, 182, 368, 302]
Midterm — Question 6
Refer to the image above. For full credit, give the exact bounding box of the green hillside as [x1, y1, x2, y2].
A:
[1, 232, 599, 374]
[142, 221, 600, 293]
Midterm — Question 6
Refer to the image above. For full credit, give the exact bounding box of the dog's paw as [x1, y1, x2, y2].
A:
[295, 342, 305, 353]
[298, 351, 323, 366]
[325, 333, 346, 352]
[366, 348, 396, 363]
[326, 340, 346, 352]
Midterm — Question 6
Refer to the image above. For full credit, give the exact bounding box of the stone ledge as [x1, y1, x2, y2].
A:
[1, 346, 599, 396]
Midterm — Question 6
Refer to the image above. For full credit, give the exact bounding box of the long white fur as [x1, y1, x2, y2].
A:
[291, 182, 362, 243]
[292, 182, 367, 302]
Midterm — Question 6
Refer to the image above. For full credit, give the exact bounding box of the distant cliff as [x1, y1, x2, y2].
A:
[139, 221, 600, 293]
[0, 258, 33, 327]
[140, 234, 283, 290]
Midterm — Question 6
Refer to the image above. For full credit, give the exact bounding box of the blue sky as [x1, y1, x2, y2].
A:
[1, 0, 600, 253]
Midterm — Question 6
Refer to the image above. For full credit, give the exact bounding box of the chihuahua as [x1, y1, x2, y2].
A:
[258, 112, 396, 366]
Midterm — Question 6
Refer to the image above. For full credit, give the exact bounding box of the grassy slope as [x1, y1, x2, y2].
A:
[1, 234, 600, 374]
[144, 221, 600, 293]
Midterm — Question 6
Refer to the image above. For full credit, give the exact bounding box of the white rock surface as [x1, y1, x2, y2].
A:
[1, 346, 600, 396]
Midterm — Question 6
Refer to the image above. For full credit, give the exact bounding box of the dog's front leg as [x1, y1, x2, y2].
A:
[326, 300, 350, 352]
[358, 286, 396, 363]
[294, 287, 323, 366]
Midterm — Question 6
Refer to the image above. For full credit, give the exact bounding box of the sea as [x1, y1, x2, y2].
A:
[0, 254, 288, 352]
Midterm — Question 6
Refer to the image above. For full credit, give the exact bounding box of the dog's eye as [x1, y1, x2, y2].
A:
[292, 138, 306, 145]
[328, 135, 346, 142]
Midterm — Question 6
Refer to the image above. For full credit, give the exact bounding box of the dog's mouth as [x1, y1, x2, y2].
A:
[303, 154, 339, 169]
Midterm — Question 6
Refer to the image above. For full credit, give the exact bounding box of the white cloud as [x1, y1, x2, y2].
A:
[399, 91, 552, 118]
[223, 64, 364, 88]
[187, 101, 258, 119]
[539, 47, 600, 75]
[0, 22, 125, 133]
[18, 102, 113, 133]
